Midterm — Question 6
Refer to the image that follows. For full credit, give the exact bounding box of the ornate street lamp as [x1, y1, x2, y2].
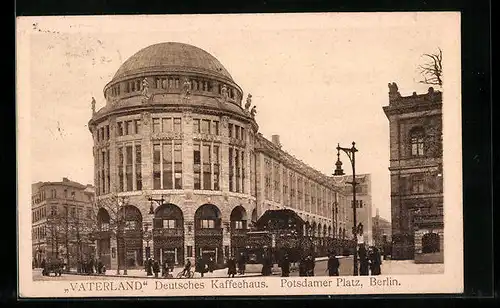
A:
[147, 194, 167, 215]
[117, 196, 129, 275]
[333, 141, 359, 276]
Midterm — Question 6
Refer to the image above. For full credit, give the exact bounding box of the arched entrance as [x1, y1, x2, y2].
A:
[194, 204, 223, 266]
[96, 208, 111, 269]
[422, 232, 440, 253]
[230, 206, 248, 257]
[117, 205, 143, 268]
[153, 203, 184, 265]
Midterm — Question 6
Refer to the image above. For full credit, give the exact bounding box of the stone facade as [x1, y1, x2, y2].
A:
[31, 178, 96, 267]
[383, 84, 443, 263]
[88, 42, 348, 270]
[339, 174, 373, 245]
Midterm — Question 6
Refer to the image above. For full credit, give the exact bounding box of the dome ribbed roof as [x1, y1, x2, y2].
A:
[112, 42, 233, 81]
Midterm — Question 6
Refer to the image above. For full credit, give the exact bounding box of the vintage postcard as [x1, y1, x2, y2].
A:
[16, 12, 463, 297]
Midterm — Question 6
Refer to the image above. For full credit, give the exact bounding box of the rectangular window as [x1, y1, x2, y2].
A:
[86, 209, 92, 219]
[163, 143, 173, 189]
[134, 120, 141, 135]
[229, 148, 234, 192]
[193, 119, 200, 133]
[126, 145, 133, 191]
[135, 145, 142, 190]
[153, 144, 161, 189]
[193, 143, 201, 190]
[203, 145, 211, 190]
[234, 221, 244, 229]
[153, 118, 161, 133]
[235, 126, 240, 140]
[240, 127, 245, 140]
[163, 219, 176, 229]
[187, 246, 193, 258]
[235, 150, 240, 192]
[228, 123, 233, 138]
[241, 151, 245, 193]
[212, 121, 219, 135]
[200, 219, 215, 229]
[173, 118, 182, 132]
[105, 125, 110, 140]
[174, 142, 182, 189]
[125, 220, 137, 230]
[162, 118, 173, 132]
[213, 145, 220, 190]
[412, 175, 425, 193]
[117, 122, 124, 136]
[126, 121, 133, 135]
[201, 120, 210, 134]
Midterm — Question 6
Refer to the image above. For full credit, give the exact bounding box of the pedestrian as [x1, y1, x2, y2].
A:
[208, 257, 214, 273]
[152, 259, 160, 278]
[369, 247, 382, 275]
[41, 258, 47, 276]
[261, 255, 272, 276]
[162, 259, 168, 278]
[298, 255, 307, 277]
[146, 257, 153, 276]
[89, 258, 95, 274]
[195, 256, 206, 278]
[97, 259, 103, 274]
[227, 257, 237, 278]
[237, 253, 246, 275]
[306, 255, 315, 276]
[327, 252, 340, 276]
[280, 254, 290, 277]
[358, 245, 369, 276]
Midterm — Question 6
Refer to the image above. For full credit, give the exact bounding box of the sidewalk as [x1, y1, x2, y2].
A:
[380, 259, 444, 275]
[64, 256, 333, 279]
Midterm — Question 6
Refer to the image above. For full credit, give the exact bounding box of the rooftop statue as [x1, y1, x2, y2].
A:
[388, 82, 401, 100]
[245, 94, 252, 111]
[221, 84, 229, 101]
[141, 78, 152, 101]
[250, 105, 257, 118]
[91, 97, 96, 114]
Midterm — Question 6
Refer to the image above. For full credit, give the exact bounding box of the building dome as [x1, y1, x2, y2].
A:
[112, 42, 234, 82]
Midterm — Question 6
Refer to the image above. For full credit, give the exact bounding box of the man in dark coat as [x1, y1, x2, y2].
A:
[152, 259, 160, 278]
[146, 257, 153, 276]
[89, 258, 95, 274]
[369, 247, 382, 275]
[327, 253, 340, 276]
[261, 255, 272, 276]
[41, 258, 47, 276]
[162, 259, 168, 278]
[358, 245, 369, 276]
[298, 256, 307, 277]
[306, 255, 315, 276]
[280, 254, 290, 277]
[237, 253, 246, 275]
[195, 257, 206, 278]
[227, 257, 237, 278]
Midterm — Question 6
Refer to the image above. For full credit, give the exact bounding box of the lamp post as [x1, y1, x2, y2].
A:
[117, 196, 129, 275]
[146, 194, 167, 262]
[333, 141, 359, 276]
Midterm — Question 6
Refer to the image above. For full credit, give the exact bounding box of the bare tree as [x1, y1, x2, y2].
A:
[418, 48, 443, 87]
[93, 193, 131, 275]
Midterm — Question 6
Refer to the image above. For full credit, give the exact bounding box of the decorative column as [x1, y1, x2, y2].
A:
[220, 116, 230, 192]
[141, 111, 153, 190]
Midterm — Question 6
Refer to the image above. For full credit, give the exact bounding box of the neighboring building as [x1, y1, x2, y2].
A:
[383, 83, 443, 263]
[372, 208, 392, 248]
[31, 178, 96, 267]
[88, 42, 349, 270]
[339, 174, 373, 246]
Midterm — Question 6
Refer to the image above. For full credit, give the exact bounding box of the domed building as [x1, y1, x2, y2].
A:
[89, 42, 350, 271]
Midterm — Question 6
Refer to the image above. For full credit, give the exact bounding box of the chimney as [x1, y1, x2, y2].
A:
[63, 177, 70, 182]
[271, 135, 281, 147]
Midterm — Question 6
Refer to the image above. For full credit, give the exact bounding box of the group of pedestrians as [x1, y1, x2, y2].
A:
[77, 257, 105, 274]
[298, 254, 316, 276]
[145, 257, 174, 278]
[358, 245, 382, 276]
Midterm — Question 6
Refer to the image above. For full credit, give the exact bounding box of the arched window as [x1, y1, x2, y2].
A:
[230, 206, 248, 230]
[410, 127, 425, 157]
[195, 204, 221, 229]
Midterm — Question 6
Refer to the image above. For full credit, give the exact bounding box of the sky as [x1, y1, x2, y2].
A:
[18, 13, 460, 221]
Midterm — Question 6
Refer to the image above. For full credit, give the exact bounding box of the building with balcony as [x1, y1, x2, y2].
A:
[383, 83, 443, 263]
[31, 178, 96, 268]
[88, 42, 349, 270]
